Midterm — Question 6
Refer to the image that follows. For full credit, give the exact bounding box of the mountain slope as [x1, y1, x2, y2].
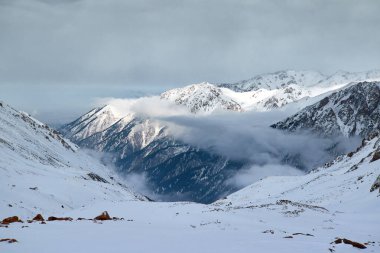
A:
[60, 105, 122, 142]
[62, 109, 245, 203]
[0, 102, 143, 218]
[3, 128, 379, 253]
[273, 81, 380, 137]
[219, 132, 380, 209]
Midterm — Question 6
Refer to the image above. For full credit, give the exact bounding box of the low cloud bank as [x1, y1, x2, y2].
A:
[95, 96, 361, 191]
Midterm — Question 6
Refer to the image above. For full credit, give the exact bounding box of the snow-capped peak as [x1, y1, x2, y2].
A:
[60, 104, 122, 142]
[160, 82, 243, 113]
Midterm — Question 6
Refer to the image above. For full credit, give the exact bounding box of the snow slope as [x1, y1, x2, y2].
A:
[0, 102, 144, 218]
[2, 126, 379, 253]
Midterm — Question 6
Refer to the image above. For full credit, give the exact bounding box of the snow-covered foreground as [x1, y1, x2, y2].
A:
[1, 199, 377, 253]
[2, 136, 379, 252]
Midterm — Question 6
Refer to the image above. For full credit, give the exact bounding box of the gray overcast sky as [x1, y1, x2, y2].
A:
[1, 0, 380, 124]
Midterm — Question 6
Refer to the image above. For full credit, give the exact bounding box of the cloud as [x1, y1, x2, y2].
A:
[95, 96, 191, 118]
[226, 163, 304, 188]
[85, 95, 362, 195]
[95, 96, 361, 171]
[2, 0, 380, 124]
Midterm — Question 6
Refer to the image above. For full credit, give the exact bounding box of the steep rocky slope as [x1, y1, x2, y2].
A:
[273, 82, 380, 137]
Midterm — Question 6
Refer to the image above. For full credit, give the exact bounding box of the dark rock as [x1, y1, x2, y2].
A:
[370, 175, 380, 193]
[87, 173, 109, 184]
[0, 238, 18, 243]
[370, 151, 380, 162]
[47, 216, 73, 221]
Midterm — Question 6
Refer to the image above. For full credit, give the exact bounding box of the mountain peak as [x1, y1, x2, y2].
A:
[161, 82, 243, 113]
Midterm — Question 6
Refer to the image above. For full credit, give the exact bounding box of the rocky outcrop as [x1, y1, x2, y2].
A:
[332, 238, 367, 249]
[273, 82, 380, 138]
[32, 214, 45, 221]
[1, 216, 22, 224]
[94, 211, 111, 221]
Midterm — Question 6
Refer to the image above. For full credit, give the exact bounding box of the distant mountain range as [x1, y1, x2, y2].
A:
[60, 70, 380, 203]
[163, 70, 380, 112]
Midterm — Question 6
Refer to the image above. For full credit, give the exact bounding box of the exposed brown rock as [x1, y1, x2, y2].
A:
[47, 216, 73, 221]
[347, 151, 354, 158]
[332, 238, 367, 249]
[1, 216, 22, 224]
[94, 211, 111, 221]
[32, 214, 44, 221]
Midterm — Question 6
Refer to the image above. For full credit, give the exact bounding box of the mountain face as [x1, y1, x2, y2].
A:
[60, 105, 121, 142]
[272, 82, 380, 137]
[162, 70, 380, 112]
[0, 102, 143, 217]
[61, 106, 245, 203]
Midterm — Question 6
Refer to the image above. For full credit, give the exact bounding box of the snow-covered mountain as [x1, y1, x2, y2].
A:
[219, 69, 380, 92]
[3, 122, 379, 253]
[0, 101, 144, 218]
[161, 82, 243, 113]
[60, 70, 380, 203]
[162, 70, 380, 112]
[273, 81, 380, 137]
[61, 105, 245, 203]
[220, 70, 326, 91]
[60, 105, 122, 142]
